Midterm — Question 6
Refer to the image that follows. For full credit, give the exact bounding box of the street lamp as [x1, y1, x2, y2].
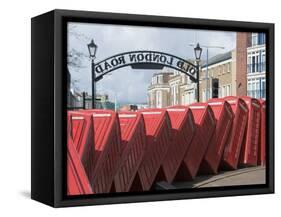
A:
[194, 43, 203, 62]
[88, 39, 97, 59]
[193, 43, 202, 102]
[87, 39, 98, 109]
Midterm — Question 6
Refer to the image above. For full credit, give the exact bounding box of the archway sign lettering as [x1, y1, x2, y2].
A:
[94, 51, 198, 82]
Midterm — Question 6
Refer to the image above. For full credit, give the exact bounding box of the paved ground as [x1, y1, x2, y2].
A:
[155, 166, 266, 190]
[175, 166, 266, 188]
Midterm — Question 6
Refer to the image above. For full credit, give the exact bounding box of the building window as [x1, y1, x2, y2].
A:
[247, 57, 251, 73]
[250, 33, 265, 46]
[227, 63, 231, 72]
[156, 90, 162, 108]
[247, 77, 266, 99]
[220, 84, 231, 97]
[158, 75, 163, 84]
[218, 66, 221, 75]
[171, 84, 179, 105]
[227, 84, 231, 96]
[247, 49, 266, 74]
[261, 77, 266, 99]
[258, 33, 266, 45]
[202, 89, 206, 102]
[221, 86, 225, 97]
[183, 90, 194, 105]
[252, 33, 258, 46]
[171, 85, 178, 105]
[248, 80, 252, 97]
[223, 64, 228, 74]
[252, 56, 256, 73]
[261, 52, 266, 72]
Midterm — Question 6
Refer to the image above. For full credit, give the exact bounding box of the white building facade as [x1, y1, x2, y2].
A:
[147, 70, 197, 108]
[247, 33, 266, 99]
[147, 72, 172, 108]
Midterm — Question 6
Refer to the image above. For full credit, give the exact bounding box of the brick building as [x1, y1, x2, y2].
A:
[236, 32, 248, 96]
[200, 51, 234, 102]
[199, 32, 248, 102]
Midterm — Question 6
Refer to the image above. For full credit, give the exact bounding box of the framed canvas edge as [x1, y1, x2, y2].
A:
[49, 9, 274, 207]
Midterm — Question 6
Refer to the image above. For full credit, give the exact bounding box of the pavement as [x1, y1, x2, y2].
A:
[155, 166, 266, 190]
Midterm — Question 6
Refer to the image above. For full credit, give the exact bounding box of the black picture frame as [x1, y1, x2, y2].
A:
[31, 9, 274, 207]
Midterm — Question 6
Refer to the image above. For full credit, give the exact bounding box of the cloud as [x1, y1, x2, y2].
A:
[67, 22, 236, 104]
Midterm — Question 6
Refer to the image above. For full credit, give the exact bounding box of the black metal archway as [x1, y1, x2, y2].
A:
[90, 50, 200, 108]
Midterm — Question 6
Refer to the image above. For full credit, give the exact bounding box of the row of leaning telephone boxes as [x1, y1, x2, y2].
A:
[67, 96, 266, 195]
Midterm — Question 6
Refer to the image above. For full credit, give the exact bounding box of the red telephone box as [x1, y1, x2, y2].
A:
[221, 96, 248, 170]
[239, 96, 261, 166]
[176, 103, 216, 180]
[114, 112, 146, 192]
[135, 109, 171, 191]
[161, 106, 196, 183]
[199, 99, 234, 174]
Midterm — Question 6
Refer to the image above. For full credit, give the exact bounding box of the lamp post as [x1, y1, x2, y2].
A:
[194, 43, 202, 102]
[87, 39, 98, 109]
[204, 46, 224, 100]
[190, 43, 224, 101]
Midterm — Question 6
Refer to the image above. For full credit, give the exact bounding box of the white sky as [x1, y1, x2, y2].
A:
[67, 22, 236, 104]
